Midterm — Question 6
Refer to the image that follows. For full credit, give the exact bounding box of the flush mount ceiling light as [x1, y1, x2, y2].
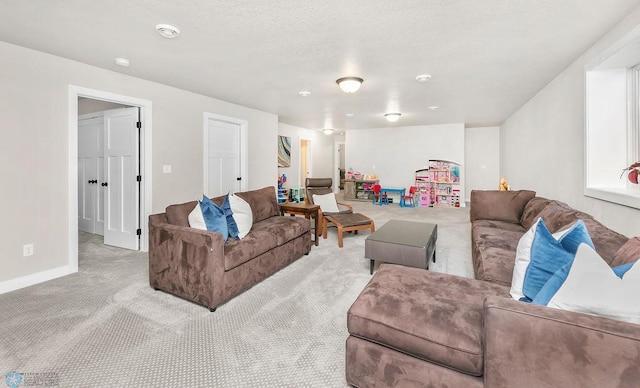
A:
[416, 74, 432, 83]
[323, 128, 335, 135]
[298, 91, 311, 97]
[345, 113, 355, 118]
[155, 24, 180, 39]
[114, 57, 130, 67]
[336, 77, 363, 94]
[384, 113, 402, 122]
[428, 105, 439, 111]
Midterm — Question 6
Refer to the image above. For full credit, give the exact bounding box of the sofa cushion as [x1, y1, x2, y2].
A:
[223, 228, 278, 271]
[581, 218, 629, 265]
[471, 219, 526, 234]
[534, 200, 593, 234]
[520, 197, 552, 230]
[611, 237, 640, 267]
[470, 190, 536, 223]
[252, 216, 310, 246]
[235, 186, 280, 223]
[472, 226, 522, 286]
[165, 200, 198, 227]
[348, 265, 509, 377]
[521, 198, 627, 262]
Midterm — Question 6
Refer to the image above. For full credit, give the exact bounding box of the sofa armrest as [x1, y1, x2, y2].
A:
[483, 296, 640, 387]
[148, 217, 225, 309]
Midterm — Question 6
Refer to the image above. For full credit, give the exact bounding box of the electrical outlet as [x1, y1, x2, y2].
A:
[163, 165, 172, 174]
[23, 243, 34, 257]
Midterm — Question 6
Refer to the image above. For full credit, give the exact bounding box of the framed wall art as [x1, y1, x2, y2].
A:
[278, 135, 291, 167]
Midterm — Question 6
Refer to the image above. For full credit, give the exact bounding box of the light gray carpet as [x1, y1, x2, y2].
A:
[0, 199, 472, 387]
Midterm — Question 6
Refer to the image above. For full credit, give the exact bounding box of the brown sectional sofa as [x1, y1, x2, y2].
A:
[346, 190, 640, 387]
[149, 186, 312, 311]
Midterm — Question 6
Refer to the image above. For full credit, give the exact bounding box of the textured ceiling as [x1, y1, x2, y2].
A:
[1, 0, 639, 131]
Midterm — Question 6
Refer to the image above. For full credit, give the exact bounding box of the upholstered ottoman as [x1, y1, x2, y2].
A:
[346, 264, 509, 387]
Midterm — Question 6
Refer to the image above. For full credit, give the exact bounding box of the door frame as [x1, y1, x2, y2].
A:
[203, 112, 248, 194]
[68, 85, 152, 272]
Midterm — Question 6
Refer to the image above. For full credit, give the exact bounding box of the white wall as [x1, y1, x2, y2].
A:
[308, 131, 337, 181]
[464, 127, 500, 199]
[277, 123, 323, 188]
[0, 40, 278, 286]
[501, 8, 640, 237]
[346, 123, 465, 202]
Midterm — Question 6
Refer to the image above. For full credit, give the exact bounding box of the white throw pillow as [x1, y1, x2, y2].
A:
[510, 218, 567, 301]
[547, 244, 640, 324]
[188, 201, 207, 230]
[229, 194, 253, 239]
[312, 193, 340, 213]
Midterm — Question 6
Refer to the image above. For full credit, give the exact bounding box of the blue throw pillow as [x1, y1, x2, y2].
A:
[200, 195, 229, 242]
[221, 194, 239, 239]
[522, 219, 594, 302]
[532, 259, 573, 306]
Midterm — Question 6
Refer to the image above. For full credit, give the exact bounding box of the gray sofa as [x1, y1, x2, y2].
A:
[149, 186, 312, 311]
[346, 190, 640, 387]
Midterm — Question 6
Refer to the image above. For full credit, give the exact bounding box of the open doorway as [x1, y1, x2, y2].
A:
[78, 99, 141, 249]
[334, 140, 346, 193]
[68, 86, 152, 272]
[300, 138, 311, 186]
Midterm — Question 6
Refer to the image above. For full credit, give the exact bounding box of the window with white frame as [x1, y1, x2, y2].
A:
[585, 28, 640, 209]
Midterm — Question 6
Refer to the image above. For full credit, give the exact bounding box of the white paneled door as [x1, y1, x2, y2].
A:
[103, 107, 140, 250]
[78, 114, 104, 235]
[205, 118, 242, 197]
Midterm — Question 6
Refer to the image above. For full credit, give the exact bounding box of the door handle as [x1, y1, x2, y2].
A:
[236, 177, 242, 181]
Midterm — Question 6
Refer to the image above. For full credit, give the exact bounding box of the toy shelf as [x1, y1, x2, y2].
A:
[344, 179, 379, 201]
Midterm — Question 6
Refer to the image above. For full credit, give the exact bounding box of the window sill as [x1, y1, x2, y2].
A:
[584, 187, 640, 210]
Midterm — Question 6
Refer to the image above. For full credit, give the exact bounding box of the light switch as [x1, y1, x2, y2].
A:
[163, 165, 172, 174]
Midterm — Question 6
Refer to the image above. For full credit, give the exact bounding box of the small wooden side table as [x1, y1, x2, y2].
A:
[279, 202, 321, 246]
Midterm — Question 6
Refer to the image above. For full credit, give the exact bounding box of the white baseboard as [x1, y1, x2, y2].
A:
[0, 265, 76, 294]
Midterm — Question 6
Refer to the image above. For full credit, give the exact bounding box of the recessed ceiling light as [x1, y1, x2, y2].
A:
[323, 128, 335, 135]
[114, 57, 130, 67]
[384, 113, 402, 122]
[298, 91, 311, 97]
[345, 113, 355, 118]
[416, 74, 432, 83]
[155, 24, 180, 39]
[428, 105, 439, 111]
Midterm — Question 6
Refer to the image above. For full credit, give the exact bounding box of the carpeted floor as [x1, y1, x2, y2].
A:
[0, 198, 472, 387]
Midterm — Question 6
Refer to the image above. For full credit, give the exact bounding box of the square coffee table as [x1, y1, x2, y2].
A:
[365, 220, 437, 274]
